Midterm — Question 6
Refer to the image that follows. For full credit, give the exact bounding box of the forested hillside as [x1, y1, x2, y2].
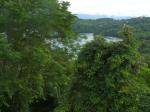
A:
[74, 17, 150, 39]
[0, 0, 150, 112]
[74, 18, 150, 66]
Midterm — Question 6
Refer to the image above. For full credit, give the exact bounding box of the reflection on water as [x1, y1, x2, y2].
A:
[79, 33, 94, 45]
[79, 33, 122, 45]
[105, 36, 123, 42]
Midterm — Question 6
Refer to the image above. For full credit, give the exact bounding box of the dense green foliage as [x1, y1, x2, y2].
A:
[74, 17, 150, 38]
[69, 25, 150, 112]
[74, 17, 150, 66]
[0, 0, 76, 112]
[0, 1, 150, 112]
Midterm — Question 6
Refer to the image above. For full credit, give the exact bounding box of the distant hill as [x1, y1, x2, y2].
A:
[73, 17, 150, 65]
[76, 14, 131, 20]
[73, 17, 150, 39]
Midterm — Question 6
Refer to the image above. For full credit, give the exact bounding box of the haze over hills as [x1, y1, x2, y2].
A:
[77, 14, 132, 20]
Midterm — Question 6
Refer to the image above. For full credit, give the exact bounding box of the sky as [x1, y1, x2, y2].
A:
[62, 0, 150, 17]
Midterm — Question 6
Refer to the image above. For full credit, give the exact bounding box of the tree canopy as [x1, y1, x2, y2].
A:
[68, 25, 150, 112]
[0, 0, 76, 112]
[0, 1, 150, 112]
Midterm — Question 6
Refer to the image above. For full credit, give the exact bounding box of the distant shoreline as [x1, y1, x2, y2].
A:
[76, 14, 149, 20]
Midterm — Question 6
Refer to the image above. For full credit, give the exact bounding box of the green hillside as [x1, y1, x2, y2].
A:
[74, 17, 150, 66]
[74, 17, 150, 38]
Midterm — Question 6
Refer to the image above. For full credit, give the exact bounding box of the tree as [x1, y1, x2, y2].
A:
[68, 25, 149, 112]
[0, 0, 76, 112]
[0, 33, 22, 111]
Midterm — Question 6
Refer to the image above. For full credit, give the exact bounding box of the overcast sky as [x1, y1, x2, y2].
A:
[62, 0, 150, 17]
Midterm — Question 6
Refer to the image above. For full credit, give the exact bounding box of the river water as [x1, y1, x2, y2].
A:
[79, 33, 122, 45]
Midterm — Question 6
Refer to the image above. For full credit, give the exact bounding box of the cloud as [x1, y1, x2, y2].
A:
[62, 0, 150, 16]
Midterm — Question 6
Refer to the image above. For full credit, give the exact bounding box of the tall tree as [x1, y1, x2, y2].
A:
[68, 25, 149, 112]
[0, 0, 76, 112]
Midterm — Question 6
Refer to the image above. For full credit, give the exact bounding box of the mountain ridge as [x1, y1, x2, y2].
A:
[76, 14, 132, 20]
